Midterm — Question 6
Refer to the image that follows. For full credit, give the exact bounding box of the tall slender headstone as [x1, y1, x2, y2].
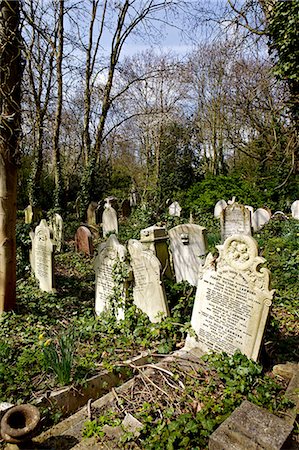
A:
[24, 205, 33, 224]
[87, 202, 98, 226]
[220, 203, 252, 242]
[185, 234, 274, 361]
[252, 208, 271, 232]
[128, 239, 169, 323]
[291, 200, 299, 219]
[33, 220, 55, 292]
[169, 224, 207, 286]
[102, 205, 118, 237]
[94, 235, 128, 320]
[50, 213, 63, 252]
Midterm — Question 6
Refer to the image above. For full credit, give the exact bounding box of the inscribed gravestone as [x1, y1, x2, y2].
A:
[87, 202, 98, 226]
[140, 225, 173, 279]
[24, 205, 33, 224]
[169, 224, 207, 286]
[220, 203, 252, 242]
[168, 201, 182, 217]
[214, 199, 227, 218]
[291, 200, 299, 219]
[121, 199, 131, 218]
[75, 226, 93, 256]
[185, 234, 274, 361]
[50, 213, 63, 252]
[102, 205, 118, 237]
[252, 208, 271, 232]
[34, 220, 55, 292]
[94, 235, 127, 320]
[128, 239, 169, 323]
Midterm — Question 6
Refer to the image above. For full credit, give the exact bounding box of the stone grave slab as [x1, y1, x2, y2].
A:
[102, 205, 118, 237]
[168, 201, 182, 217]
[220, 203, 252, 242]
[185, 234, 274, 361]
[94, 234, 128, 320]
[169, 224, 207, 286]
[128, 239, 169, 323]
[50, 213, 63, 252]
[33, 220, 55, 292]
[252, 208, 271, 231]
[75, 226, 93, 256]
[214, 199, 227, 218]
[140, 225, 173, 279]
[291, 200, 299, 219]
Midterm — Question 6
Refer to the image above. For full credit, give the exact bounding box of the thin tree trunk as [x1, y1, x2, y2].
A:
[0, 0, 21, 313]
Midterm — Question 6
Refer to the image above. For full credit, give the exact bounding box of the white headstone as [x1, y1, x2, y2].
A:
[220, 203, 252, 242]
[128, 239, 169, 323]
[102, 205, 118, 237]
[169, 224, 207, 286]
[50, 213, 63, 252]
[34, 220, 55, 292]
[94, 235, 127, 320]
[214, 200, 227, 218]
[168, 201, 182, 217]
[291, 200, 299, 219]
[252, 208, 271, 231]
[185, 234, 274, 361]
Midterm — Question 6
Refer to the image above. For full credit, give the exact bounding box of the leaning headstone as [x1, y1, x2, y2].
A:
[291, 200, 299, 219]
[50, 213, 63, 252]
[214, 199, 227, 218]
[168, 201, 182, 217]
[33, 220, 55, 292]
[75, 226, 93, 256]
[94, 235, 128, 320]
[220, 202, 252, 242]
[121, 199, 131, 218]
[252, 208, 271, 231]
[87, 201, 98, 226]
[185, 234, 274, 361]
[140, 225, 173, 279]
[24, 205, 33, 224]
[128, 239, 169, 323]
[102, 205, 118, 237]
[169, 224, 207, 286]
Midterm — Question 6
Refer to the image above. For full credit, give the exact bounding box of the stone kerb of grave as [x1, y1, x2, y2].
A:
[291, 200, 299, 219]
[94, 234, 127, 320]
[168, 224, 207, 286]
[33, 220, 56, 293]
[75, 226, 93, 256]
[168, 201, 182, 217]
[185, 234, 274, 361]
[252, 208, 271, 232]
[128, 239, 169, 323]
[102, 205, 118, 237]
[50, 213, 63, 252]
[214, 199, 227, 218]
[220, 202, 252, 242]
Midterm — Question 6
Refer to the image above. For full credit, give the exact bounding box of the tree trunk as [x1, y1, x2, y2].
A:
[0, 0, 21, 313]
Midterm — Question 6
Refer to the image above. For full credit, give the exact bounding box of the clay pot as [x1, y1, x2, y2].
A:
[0, 404, 40, 444]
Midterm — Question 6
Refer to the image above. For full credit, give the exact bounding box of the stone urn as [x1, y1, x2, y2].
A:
[0, 404, 40, 445]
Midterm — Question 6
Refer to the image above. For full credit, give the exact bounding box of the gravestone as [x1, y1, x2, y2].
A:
[140, 225, 173, 279]
[33, 220, 55, 292]
[102, 205, 118, 237]
[129, 188, 139, 207]
[291, 200, 299, 219]
[24, 205, 33, 224]
[220, 202, 252, 242]
[169, 224, 207, 286]
[185, 234, 274, 361]
[168, 201, 182, 217]
[252, 208, 271, 232]
[94, 235, 128, 320]
[50, 213, 63, 252]
[128, 239, 169, 323]
[105, 196, 118, 211]
[214, 199, 227, 218]
[29, 230, 35, 273]
[87, 202, 98, 226]
[75, 226, 93, 256]
[121, 199, 131, 218]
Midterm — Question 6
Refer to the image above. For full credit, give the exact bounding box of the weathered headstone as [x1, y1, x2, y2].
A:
[105, 196, 118, 211]
[33, 220, 55, 292]
[140, 225, 173, 279]
[87, 202, 98, 226]
[102, 205, 118, 237]
[185, 234, 274, 361]
[214, 199, 227, 218]
[291, 200, 299, 219]
[75, 226, 93, 256]
[128, 239, 169, 323]
[169, 224, 207, 286]
[121, 199, 131, 218]
[24, 205, 33, 224]
[220, 202, 252, 242]
[252, 208, 271, 232]
[50, 213, 63, 252]
[94, 235, 128, 320]
[168, 201, 182, 217]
